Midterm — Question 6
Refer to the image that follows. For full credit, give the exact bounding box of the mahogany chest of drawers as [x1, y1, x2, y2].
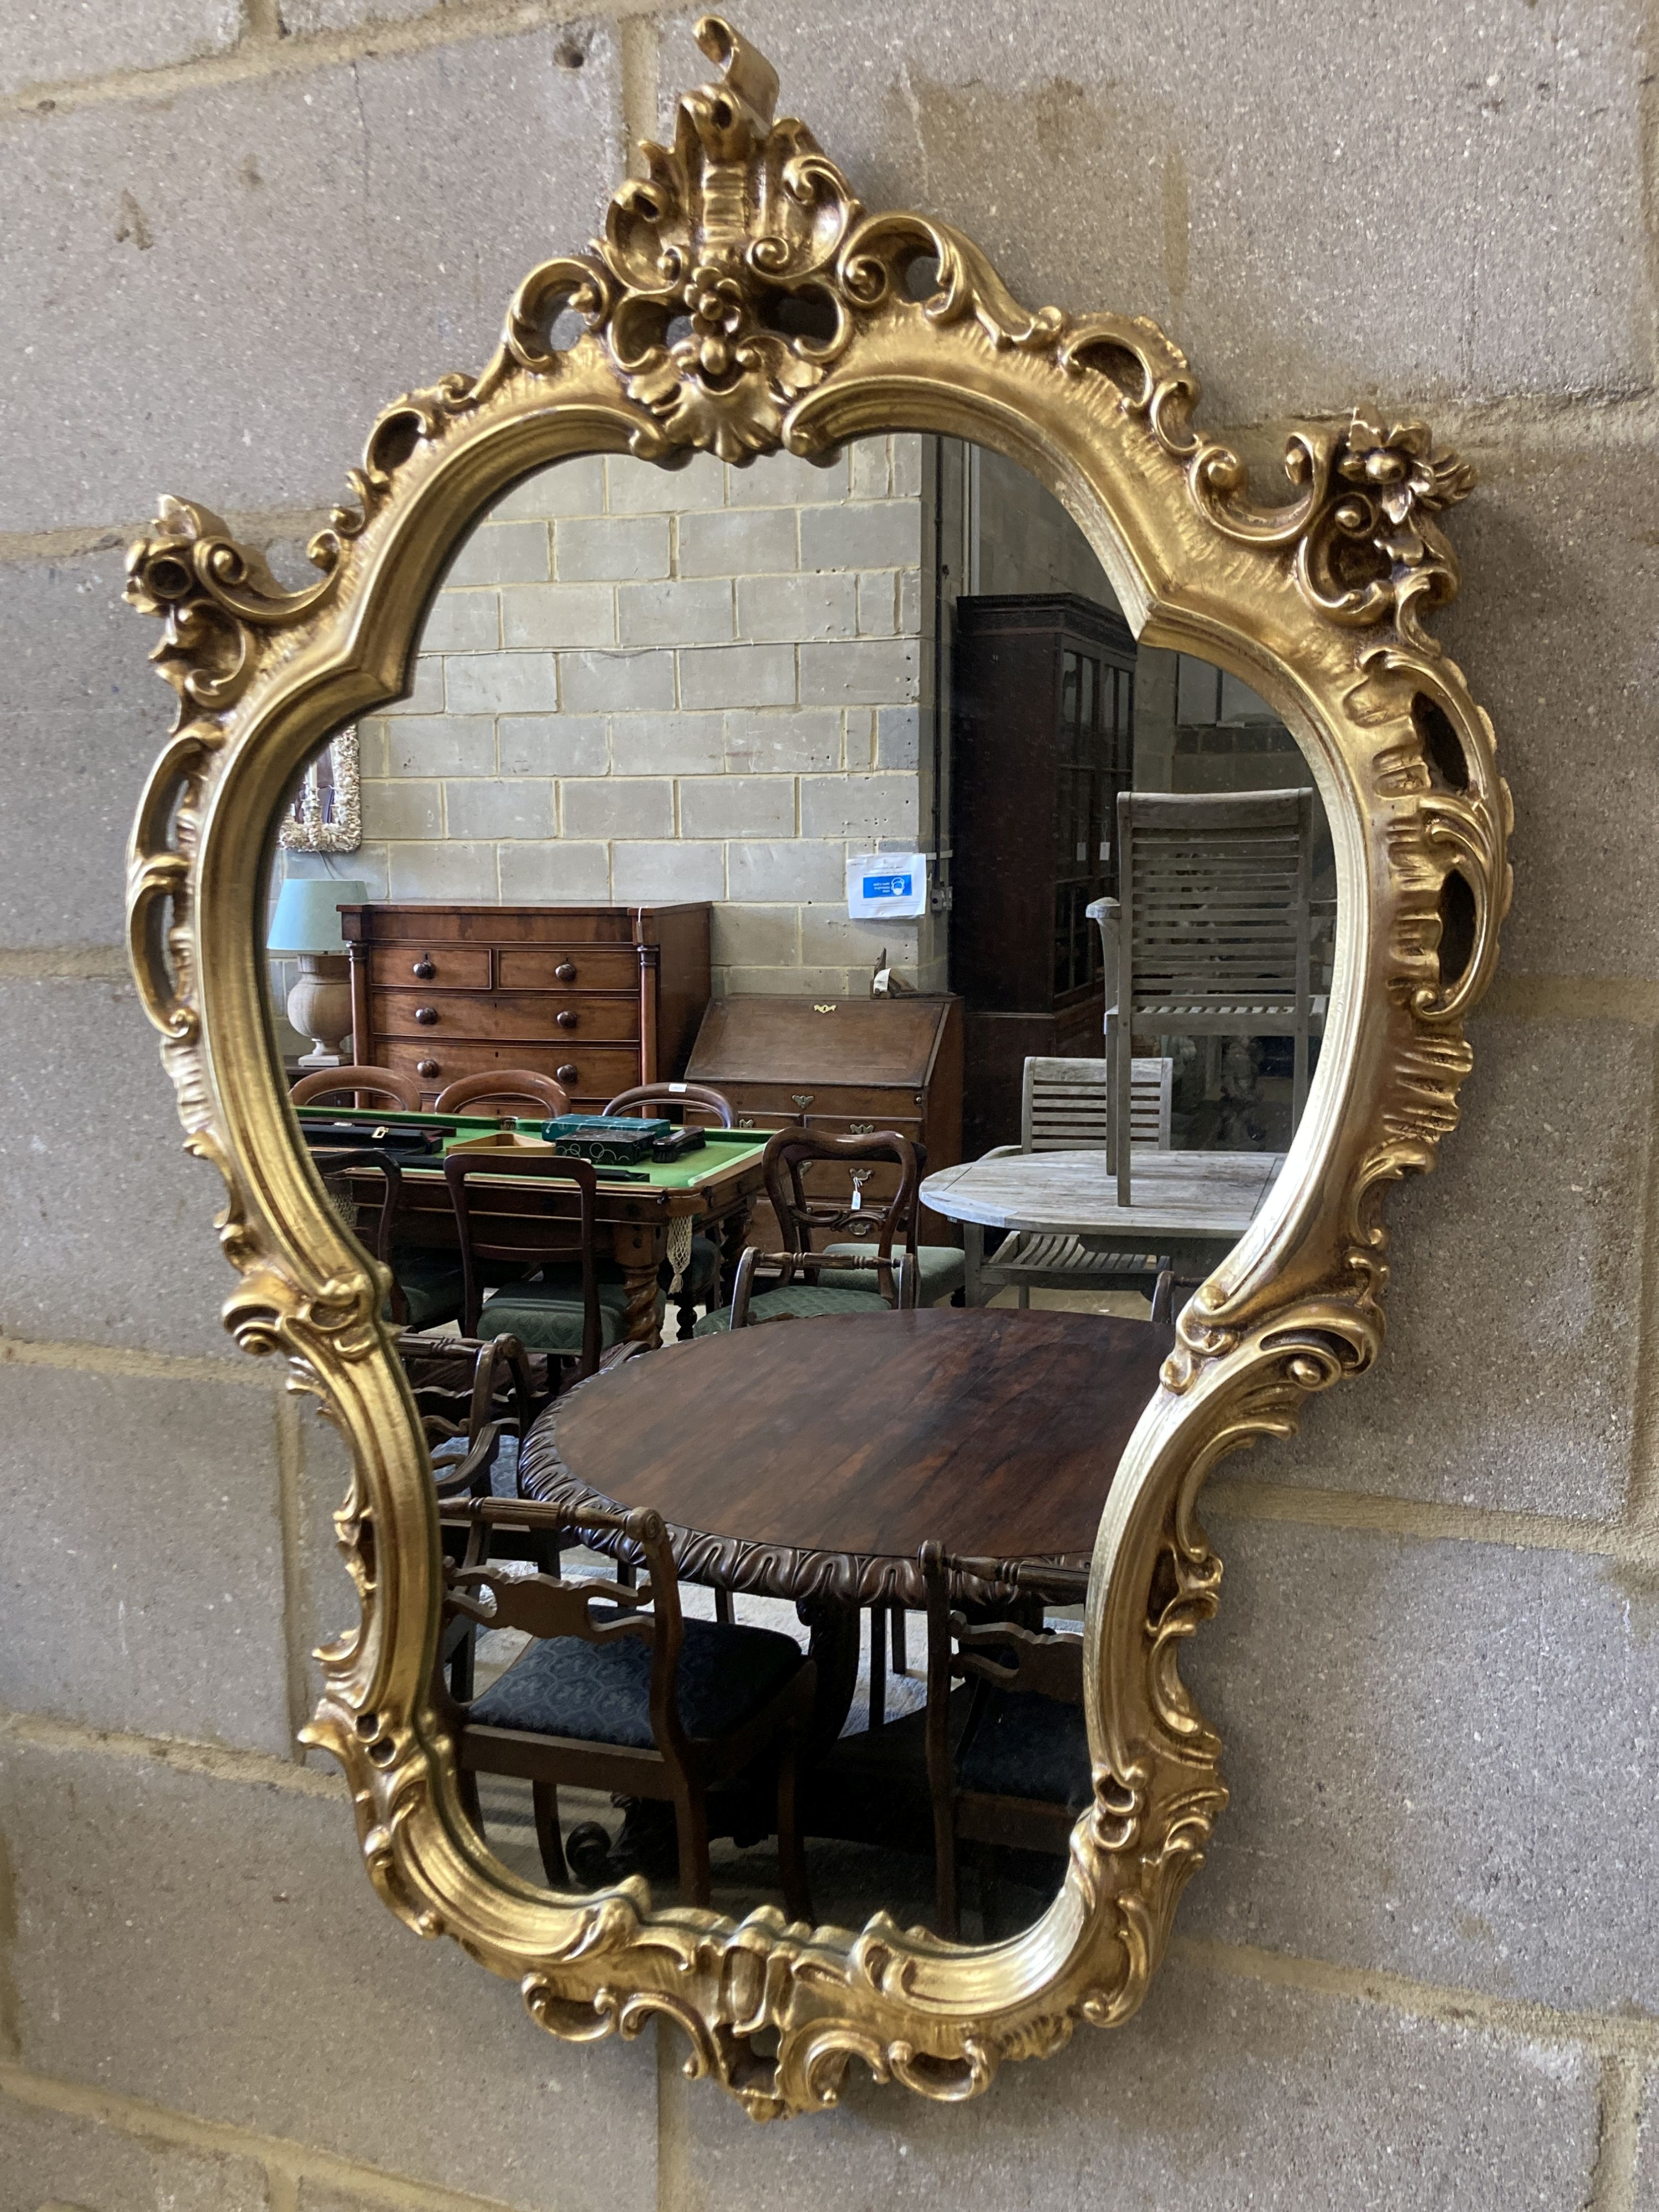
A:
[341, 902, 711, 1110]
[683, 994, 963, 1241]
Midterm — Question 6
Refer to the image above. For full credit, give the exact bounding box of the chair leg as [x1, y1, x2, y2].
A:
[675, 1292, 697, 1342]
[868, 1604, 887, 1730]
[1016, 1284, 1030, 1310]
[890, 1605, 907, 1677]
[1104, 1010, 1119, 1176]
[714, 1586, 734, 1624]
[672, 1786, 713, 1909]
[447, 1623, 476, 1704]
[979, 1848, 1005, 1942]
[458, 1765, 483, 1834]
[932, 1796, 959, 1940]
[532, 1781, 570, 1888]
[776, 1726, 812, 1926]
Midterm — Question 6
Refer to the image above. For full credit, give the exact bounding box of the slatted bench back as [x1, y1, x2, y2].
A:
[1118, 787, 1314, 1025]
[1021, 1056, 1172, 1153]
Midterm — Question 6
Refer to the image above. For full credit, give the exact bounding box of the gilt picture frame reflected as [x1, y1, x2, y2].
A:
[279, 725, 362, 852]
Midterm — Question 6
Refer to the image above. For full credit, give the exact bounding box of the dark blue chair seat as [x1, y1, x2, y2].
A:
[471, 1610, 806, 1749]
[957, 1689, 1091, 1814]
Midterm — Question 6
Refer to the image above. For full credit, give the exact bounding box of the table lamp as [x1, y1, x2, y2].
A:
[267, 878, 369, 1068]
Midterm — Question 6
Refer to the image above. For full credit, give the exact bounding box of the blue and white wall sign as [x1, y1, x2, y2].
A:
[846, 851, 928, 919]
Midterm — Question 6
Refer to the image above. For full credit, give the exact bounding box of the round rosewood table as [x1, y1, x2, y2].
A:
[519, 1306, 1175, 1611]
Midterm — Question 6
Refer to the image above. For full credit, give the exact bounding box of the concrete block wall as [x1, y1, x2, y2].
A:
[288, 438, 936, 997]
[3, 3, 1658, 2208]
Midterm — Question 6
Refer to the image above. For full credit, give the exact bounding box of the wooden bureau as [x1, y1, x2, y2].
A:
[683, 994, 963, 1242]
[341, 903, 711, 1110]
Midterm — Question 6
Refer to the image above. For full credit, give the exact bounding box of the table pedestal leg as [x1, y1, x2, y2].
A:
[613, 1224, 665, 1347]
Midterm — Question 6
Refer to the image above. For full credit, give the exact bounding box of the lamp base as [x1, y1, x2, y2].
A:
[286, 953, 353, 1068]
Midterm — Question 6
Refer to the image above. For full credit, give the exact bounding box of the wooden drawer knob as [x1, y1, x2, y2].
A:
[416, 1058, 440, 1078]
[411, 957, 436, 979]
[555, 961, 577, 983]
[556, 1063, 579, 1084]
[555, 1009, 577, 1029]
[414, 1005, 439, 1025]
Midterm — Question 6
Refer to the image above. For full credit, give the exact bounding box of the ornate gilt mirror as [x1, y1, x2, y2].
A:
[124, 17, 1510, 2120]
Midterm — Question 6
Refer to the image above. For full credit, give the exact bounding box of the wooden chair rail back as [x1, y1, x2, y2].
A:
[604, 1081, 736, 1126]
[442, 1152, 602, 1370]
[310, 1144, 405, 1319]
[446, 1496, 693, 1764]
[290, 1063, 422, 1110]
[1150, 1269, 1212, 1327]
[919, 1541, 1092, 1937]
[395, 1332, 550, 1436]
[760, 1126, 924, 1260]
[728, 1243, 918, 1326]
[432, 1068, 572, 1120]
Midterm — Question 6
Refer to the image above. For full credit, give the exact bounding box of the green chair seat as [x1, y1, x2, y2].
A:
[538, 1233, 721, 1302]
[478, 1274, 663, 1356]
[692, 1285, 893, 1335]
[385, 1256, 465, 1331]
[823, 1241, 966, 1303]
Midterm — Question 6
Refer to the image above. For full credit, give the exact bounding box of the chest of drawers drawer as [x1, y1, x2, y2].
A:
[496, 946, 641, 992]
[383, 1037, 645, 1108]
[365, 945, 491, 990]
[369, 990, 641, 1043]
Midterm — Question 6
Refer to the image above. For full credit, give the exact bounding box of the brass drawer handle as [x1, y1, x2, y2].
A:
[556, 1063, 579, 1084]
[555, 1010, 578, 1030]
[791, 1092, 815, 1109]
[849, 1121, 875, 1134]
[555, 961, 577, 983]
[414, 1006, 439, 1025]
[411, 957, 435, 979]
[417, 1058, 440, 1078]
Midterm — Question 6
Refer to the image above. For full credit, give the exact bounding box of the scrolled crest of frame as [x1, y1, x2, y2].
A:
[123, 13, 1511, 2121]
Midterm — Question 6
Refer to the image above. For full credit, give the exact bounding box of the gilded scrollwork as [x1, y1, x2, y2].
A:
[123, 12, 1511, 2124]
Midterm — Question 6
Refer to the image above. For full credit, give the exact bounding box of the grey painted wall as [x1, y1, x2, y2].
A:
[1, 4, 1655, 2206]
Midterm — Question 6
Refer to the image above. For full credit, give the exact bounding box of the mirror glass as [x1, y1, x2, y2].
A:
[264, 434, 1334, 1942]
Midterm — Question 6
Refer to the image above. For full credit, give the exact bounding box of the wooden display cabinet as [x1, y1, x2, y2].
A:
[950, 592, 1137, 1157]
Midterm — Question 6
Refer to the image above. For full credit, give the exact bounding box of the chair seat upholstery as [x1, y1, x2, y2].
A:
[692, 1284, 893, 1335]
[823, 1241, 966, 1303]
[957, 1689, 1091, 1814]
[470, 1611, 806, 1747]
[477, 1274, 659, 1354]
[536, 1233, 719, 1300]
[387, 1256, 465, 1330]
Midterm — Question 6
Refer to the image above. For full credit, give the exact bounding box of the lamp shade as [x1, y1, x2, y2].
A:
[267, 879, 369, 954]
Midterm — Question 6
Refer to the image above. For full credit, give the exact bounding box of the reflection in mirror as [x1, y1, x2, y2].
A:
[264, 433, 1335, 1945]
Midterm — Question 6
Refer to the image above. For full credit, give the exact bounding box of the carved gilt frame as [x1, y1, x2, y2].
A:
[124, 17, 1510, 2121]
